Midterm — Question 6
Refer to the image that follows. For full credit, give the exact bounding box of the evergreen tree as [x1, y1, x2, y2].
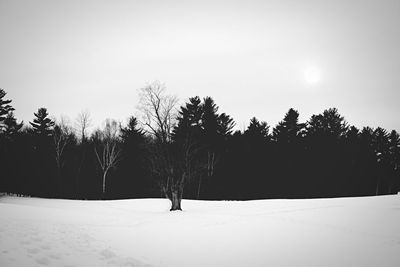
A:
[271, 109, 306, 197]
[345, 126, 360, 142]
[306, 108, 348, 140]
[3, 112, 23, 137]
[372, 127, 390, 164]
[388, 130, 400, 170]
[357, 127, 377, 194]
[27, 108, 56, 197]
[0, 88, 15, 133]
[201, 97, 219, 147]
[372, 127, 391, 195]
[30, 108, 55, 136]
[200, 97, 235, 178]
[199, 97, 235, 144]
[244, 117, 270, 141]
[342, 125, 361, 194]
[239, 117, 272, 198]
[387, 130, 400, 193]
[115, 116, 149, 198]
[272, 108, 304, 144]
[172, 96, 205, 199]
[360, 127, 375, 149]
[172, 96, 202, 143]
[217, 113, 235, 138]
[171, 96, 235, 199]
[120, 116, 145, 144]
[200, 97, 221, 179]
[303, 108, 349, 197]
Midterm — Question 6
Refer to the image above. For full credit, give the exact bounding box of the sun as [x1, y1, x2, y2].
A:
[304, 66, 321, 85]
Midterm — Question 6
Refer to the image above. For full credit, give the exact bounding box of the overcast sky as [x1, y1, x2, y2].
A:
[1, 0, 399, 132]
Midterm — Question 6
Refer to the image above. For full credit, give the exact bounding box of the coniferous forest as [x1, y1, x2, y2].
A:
[1, 83, 399, 209]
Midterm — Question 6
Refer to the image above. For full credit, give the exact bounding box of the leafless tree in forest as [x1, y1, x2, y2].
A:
[75, 110, 92, 143]
[94, 119, 121, 197]
[74, 110, 92, 197]
[53, 116, 73, 194]
[137, 81, 187, 210]
[138, 81, 178, 143]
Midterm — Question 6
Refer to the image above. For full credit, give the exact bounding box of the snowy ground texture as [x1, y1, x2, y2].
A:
[1, 195, 400, 267]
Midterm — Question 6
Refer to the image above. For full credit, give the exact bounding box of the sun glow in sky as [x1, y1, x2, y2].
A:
[304, 67, 322, 85]
[1, 0, 400, 132]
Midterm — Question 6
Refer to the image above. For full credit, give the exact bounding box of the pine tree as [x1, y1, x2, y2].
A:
[372, 127, 390, 164]
[172, 96, 205, 199]
[244, 117, 270, 140]
[0, 89, 15, 133]
[360, 127, 374, 148]
[117, 116, 148, 198]
[303, 108, 349, 197]
[172, 96, 202, 143]
[120, 116, 145, 144]
[388, 130, 400, 193]
[201, 97, 219, 146]
[272, 108, 304, 144]
[200, 97, 235, 146]
[28, 108, 56, 197]
[388, 130, 400, 170]
[306, 108, 348, 140]
[3, 112, 23, 137]
[171, 96, 235, 198]
[345, 126, 360, 142]
[217, 113, 235, 138]
[372, 127, 390, 195]
[30, 108, 55, 136]
[240, 116, 272, 199]
[200, 97, 235, 178]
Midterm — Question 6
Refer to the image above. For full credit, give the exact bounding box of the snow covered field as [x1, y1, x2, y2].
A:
[1, 195, 399, 267]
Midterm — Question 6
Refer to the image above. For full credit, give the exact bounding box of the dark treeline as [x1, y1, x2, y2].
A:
[1, 85, 399, 207]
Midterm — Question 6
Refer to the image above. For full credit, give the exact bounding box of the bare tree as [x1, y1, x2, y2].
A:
[53, 116, 73, 194]
[137, 81, 187, 210]
[94, 119, 121, 197]
[75, 110, 92, 143]
[74, 110, 91, 198]
[138, 81, 178, 143]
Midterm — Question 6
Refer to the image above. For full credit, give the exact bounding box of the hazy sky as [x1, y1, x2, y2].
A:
[1, 0, 399, 132]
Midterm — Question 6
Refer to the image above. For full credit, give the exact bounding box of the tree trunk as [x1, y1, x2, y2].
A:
[207, 151, 211, 177]
[211, 152, 215, 176]
[75, 148, 86, 199]
[102, 170, 108, 198]
[170, 189, 182, 211]
[375, 176, 380, 196]
[75, 174, 80, 199]
[207, 151, 216, 177]
[56, 164, 62, 196]
[197, 176, 202, 199]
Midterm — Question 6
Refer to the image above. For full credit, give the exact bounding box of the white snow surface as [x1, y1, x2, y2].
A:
[1, 195, 400, 267]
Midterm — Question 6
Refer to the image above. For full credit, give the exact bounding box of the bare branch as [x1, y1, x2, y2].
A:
[75, 110, 92, 142]
[137, 81, 178, 143]
[93, 119, 121, 196]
